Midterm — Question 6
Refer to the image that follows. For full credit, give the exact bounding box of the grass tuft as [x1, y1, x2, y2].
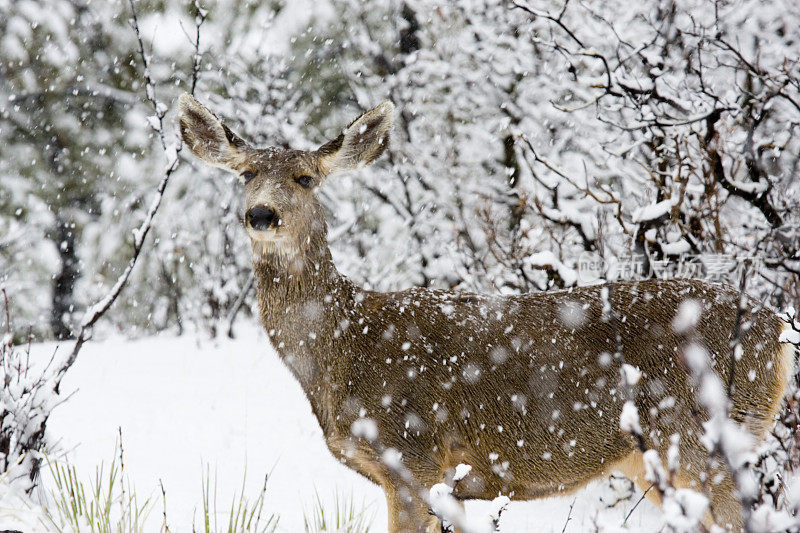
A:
[194, 463, 279, 533]
[303, 488, 373, 533]
[41, 438, 152, 533]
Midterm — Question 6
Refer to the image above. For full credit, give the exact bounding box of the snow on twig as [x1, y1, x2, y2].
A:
[780, 307, 800, 346]
[672, 296, 758, 531]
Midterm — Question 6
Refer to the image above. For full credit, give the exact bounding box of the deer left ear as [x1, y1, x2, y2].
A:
[317, 101, 394, 174]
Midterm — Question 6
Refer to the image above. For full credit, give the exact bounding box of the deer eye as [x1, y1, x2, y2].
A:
[241, 171, 256, 184]
[295, 175, 313, 188]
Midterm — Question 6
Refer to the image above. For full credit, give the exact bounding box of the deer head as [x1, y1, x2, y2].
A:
[178, 93, 394, 271]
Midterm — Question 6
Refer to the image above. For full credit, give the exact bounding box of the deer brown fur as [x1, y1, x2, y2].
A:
[178, 93, 793, 532]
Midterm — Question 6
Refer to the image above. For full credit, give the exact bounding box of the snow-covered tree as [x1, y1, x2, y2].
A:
[0, 0, 157, 338]
[289, 0, 799, 305]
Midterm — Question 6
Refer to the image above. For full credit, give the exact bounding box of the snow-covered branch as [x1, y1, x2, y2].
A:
[53, 0, 186, 389]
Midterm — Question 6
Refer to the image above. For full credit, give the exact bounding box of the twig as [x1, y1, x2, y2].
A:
[561, 498, 576, 533]
[2, 287, 10, 336]
[675, 317, 756, 531]
[128, 0, 167, 150]
[623, 484, 653, 526]
[511, 0, 585, 48]
[118, 426, 126, 522]
[160, 479, 171, 533]
[726, 261, 750, 398]
[190, 0, 207, 96]
[53, 0, 184, 392]
[226, 273, 255, 339]
[601, 284, 702, 529]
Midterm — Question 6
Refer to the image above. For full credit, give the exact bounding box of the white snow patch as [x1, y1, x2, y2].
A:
[454, 463, 473, 483]
[621, 364, 642, 386]
[643, 450, 666, 489]
[672, 299, 701, 333]
[632, 199, 673, 223]
[659, 239, 691, 255]
[351, 417, 379, 442]
[525, 251, 578, 286]
[620, 401, 642, 435]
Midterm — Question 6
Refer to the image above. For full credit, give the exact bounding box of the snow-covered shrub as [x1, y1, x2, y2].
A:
[2, 0, 797, 339]
[0, 288, 55, 492]
[285, 0, 798, 303]
[614, 297, 800, 531]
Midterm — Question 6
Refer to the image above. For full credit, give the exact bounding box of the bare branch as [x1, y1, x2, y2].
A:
[190, 0, 207, 96]
[53, 0, 184, 392]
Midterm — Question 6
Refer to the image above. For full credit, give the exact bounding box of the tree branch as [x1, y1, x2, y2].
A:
[53, 0, 185, 392]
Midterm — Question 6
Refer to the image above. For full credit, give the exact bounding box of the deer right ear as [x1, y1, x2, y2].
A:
[178, 93, 249, 172]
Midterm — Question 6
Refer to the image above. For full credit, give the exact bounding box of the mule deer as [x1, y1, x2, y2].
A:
[178, 93, 793, 532]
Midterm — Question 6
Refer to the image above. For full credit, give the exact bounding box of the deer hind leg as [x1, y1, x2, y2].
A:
[614, 449, 744, 531]
[669, 468, 742, 532]
[385, 483, 439, 533]
[445, 499, 468, 533]
[609, 449, 663, 510]
[707, 471, 743, 532]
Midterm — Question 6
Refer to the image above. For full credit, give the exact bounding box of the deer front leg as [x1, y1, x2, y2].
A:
[384, 482, 440, 533]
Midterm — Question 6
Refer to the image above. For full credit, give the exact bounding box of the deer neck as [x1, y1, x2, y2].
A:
[252, 244, 350, 327]
[251, 231, 355, 427]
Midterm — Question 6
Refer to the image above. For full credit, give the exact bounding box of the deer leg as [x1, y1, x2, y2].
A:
[385, 483, 403, 533]
[385, 483, 438, 533]
[609, 449, 664, 510]
[613, 448, 744, 531]
[701, 470, 743, 532]
[449, 499, 467, 533]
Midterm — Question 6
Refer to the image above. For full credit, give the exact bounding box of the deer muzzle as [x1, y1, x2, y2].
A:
[246, 206, 279, 231]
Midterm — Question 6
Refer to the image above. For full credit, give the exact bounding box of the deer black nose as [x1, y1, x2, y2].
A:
[247, 206, 278, 230]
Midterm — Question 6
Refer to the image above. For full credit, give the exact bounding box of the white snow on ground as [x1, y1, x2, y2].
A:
[0, 476, 48, 532]
[2, 324, 660, 531]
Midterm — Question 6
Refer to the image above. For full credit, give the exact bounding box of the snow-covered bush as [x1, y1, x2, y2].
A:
[0, 288, 55, 493]
[272, 0, 797, 304]
[614, 297, 800, 531]
[1, 0, 797, 338]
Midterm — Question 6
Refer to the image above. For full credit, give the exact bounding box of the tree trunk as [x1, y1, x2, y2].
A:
[50, 217, 79, 340]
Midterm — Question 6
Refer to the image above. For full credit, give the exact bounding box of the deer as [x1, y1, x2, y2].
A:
[177, 93, 794, 532]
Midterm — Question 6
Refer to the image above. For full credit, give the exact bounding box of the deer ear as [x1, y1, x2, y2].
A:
[317, 101, 394, 174]
[178, 93, 249, 171]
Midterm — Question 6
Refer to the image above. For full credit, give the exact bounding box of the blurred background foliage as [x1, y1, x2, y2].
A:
[1, 0, 798, 341]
